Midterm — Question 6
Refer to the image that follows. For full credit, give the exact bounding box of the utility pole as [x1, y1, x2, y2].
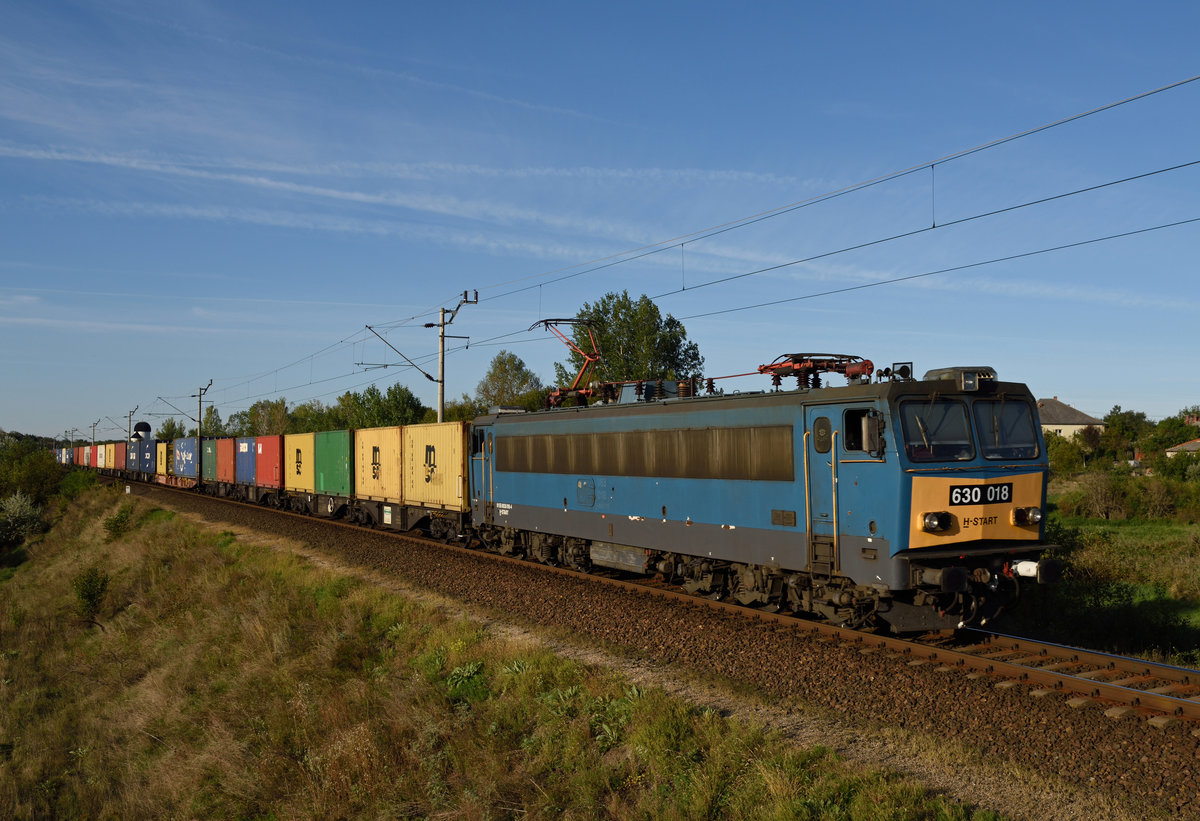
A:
[194, 380, 211, 485]
[126, 405, 138, 441]
[424, 290, 477, 422]
[90, 419, 100, 447]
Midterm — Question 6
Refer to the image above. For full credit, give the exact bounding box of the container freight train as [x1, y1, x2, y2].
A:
[79, 356, 1058, 632]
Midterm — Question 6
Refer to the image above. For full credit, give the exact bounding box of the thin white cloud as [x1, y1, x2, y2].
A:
[32, 197, 618, 262]
[0, 142, 796, 225]
[0, 315, 230, 334]
[98, 5, 613, 125]
[1, 145, 666, 240]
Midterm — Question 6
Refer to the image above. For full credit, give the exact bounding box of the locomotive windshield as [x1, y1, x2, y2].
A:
[900, 396, 1041, 462]
[899, 399, 974, 462]
[972, 399, 1039, 459]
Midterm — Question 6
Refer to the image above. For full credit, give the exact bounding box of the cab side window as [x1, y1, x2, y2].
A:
[843, 409, 868, 451]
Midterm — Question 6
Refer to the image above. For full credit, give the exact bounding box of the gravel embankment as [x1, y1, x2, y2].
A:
[131, 484, 1200, 819]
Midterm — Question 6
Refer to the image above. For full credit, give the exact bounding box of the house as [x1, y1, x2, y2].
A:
[1036, 397, 1104, 438]
[1165, 438, 1200, 458]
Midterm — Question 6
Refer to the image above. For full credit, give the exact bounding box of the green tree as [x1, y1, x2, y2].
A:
[0, 438, 59, 506]
[342, 384, 427, 428]
[200, 405, 226, 437]
[552, 291, 704, 388]
[0, 491, 42, 549]
[1097, 406, 1152, 463]
[155, 418, 188, 442]
[1044, 431, 1084, 478]
[428, 393, 489, 423]
[290, 399, 340, 433]
[226, 398, 290, 436]
[476, 350, 545, 410]
[1143, 413, 1198, 456]
[1077, 424, 1102, 454]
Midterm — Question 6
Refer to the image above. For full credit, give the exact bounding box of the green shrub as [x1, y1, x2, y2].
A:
[71, 566, 110, 621]
[58, 469, 96, 501]
[0, 491, 43, 548]
[103, 504, 134, 542]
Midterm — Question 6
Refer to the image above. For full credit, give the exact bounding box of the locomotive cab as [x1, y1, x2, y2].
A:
[883, 366, 1059, 629]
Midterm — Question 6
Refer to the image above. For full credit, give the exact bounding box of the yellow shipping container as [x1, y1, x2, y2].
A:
[156, 442, 168, 475]
[355, 426, 404, 503]
[284, 432, 315, 493]
[104, 443, 115, 469]
[404, 422, 468, 512]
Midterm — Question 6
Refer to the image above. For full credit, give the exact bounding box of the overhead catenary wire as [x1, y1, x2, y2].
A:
[649, 157, 1200, 301]
[676, 214, 1200, 320]
[470, 73, 1200, 302]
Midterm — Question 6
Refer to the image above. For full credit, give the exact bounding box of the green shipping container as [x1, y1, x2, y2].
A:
[314, 430, 352, 496]
[202, 439, 218, 481]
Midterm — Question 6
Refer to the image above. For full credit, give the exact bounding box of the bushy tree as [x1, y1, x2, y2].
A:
[1079, 470, 1130, 520]
[476, 350, 546, 411]
[552, 291, 704, 388]
[1144, 413, 1200, 455]
[1044, 431, 1084, 477]
[1077, 425, 1102, 453]
[200, 405, 226, 437]
[428, 393, 489, 423]
[155, 417, 189, 442]
[1097, 406, 1153, 462]
[0, 491, 42, 548]
[0, 437, 60, 505]
[226, 399, 290, 437]
[289, 399, 339, 433]
[345, 384, 426, 428]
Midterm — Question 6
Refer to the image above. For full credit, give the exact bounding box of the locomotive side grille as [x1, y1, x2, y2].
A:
[497, 425, 794, 481]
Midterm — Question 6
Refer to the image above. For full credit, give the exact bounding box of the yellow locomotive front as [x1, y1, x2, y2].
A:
[890, 367, 1058, 626]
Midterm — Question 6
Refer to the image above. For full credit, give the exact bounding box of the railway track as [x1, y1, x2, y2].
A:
[113, 476, 1200, 726]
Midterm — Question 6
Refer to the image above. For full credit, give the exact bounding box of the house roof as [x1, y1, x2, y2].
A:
[1036, 397, 1104, 427]
[1166, 438, 1200, 454]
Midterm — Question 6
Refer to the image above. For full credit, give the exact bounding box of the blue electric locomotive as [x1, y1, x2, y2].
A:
[469, 355, 1056, 632]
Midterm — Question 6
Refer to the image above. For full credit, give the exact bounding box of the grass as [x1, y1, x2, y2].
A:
[0, 486, 997, 819]
[1005, 499, 1200, 666]
[1051, 516, 1200, 602]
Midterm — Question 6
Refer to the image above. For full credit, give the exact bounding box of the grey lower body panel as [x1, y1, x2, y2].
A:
[497, 503, 903, 587]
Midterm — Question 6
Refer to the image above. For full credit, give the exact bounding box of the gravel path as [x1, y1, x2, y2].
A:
[133, 484, 1200, 819]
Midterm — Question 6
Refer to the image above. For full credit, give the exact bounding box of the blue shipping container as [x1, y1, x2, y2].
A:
[141, 441, 157, 474]
[236, 437, 256, 485]
[173, 437, 198, 478]
[127, 440, 141, 471]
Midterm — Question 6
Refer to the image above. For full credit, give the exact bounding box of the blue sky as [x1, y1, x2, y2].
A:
[2, 1, 1198, 441]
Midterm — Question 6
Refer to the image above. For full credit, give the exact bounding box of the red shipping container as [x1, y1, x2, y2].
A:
[74, 446, 82, 465]
[217, 438, 236, 483]
[114, 442, 127, 471]
[256, 435, 283, 489]
[90, 445, 99, 467]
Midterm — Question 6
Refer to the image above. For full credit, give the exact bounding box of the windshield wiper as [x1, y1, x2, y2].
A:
[915, 415, 931, 451]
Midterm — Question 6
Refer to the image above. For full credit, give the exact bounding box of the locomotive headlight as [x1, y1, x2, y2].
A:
[1012, 506, 1043, 526]
[921, 511, 952, 532]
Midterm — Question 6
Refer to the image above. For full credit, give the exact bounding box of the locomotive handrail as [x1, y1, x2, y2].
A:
[831, 429, 841, 573]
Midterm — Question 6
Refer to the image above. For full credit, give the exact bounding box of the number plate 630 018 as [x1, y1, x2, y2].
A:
[948, 483, 1012, 506]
